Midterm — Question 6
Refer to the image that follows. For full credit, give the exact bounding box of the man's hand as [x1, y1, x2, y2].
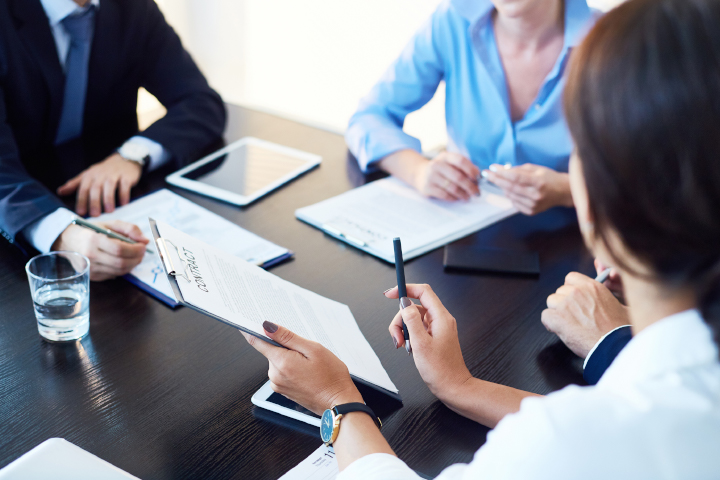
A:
[57, 153, 142, 217]
[483, 163, 573, 215]
[542, 272, 631, 358]
[413, 152, 481, 201]
[51, 220, 149, 281]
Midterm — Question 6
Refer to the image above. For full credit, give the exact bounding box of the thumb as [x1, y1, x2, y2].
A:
[263, 320, 314, 356]
[399, 300, 430, 347]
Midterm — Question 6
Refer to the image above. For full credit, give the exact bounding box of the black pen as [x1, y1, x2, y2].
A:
[393, 237, 411, 354]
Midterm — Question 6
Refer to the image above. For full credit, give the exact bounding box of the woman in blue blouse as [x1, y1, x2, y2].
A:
[345, 0, 596, 215]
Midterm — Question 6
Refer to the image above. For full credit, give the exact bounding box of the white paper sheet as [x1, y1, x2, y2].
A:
[0, 438, 139, 480]
[278, 445, 338, 480]
[155, 221, 398, 394]
[96, 189, 289, 300]
[295, 177, 517, 262]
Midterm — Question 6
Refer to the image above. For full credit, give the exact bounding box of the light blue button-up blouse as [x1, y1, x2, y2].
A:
[346, 0, 596, 173]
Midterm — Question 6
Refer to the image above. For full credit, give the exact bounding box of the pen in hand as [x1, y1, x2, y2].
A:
[595, 267, 612, 284]
[72, 217, 155, 255]
[393, 237, 412, 355]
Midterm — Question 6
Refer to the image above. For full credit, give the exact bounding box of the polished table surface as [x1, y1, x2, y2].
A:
[0, 104, 593, 479]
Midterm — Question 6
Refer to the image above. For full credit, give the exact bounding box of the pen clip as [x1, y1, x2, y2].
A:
[157, 238, 191, 283]
[321, 224, 368, 248]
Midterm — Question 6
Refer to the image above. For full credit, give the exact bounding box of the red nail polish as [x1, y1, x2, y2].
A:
[383, 288, 392, 295]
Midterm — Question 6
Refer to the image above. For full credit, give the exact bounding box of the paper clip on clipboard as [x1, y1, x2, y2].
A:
[156, 238, 191, 283]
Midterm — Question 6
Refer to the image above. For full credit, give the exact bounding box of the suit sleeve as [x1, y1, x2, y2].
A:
[0, 47, 65, 243]
[583, 325, 633, 385]
[344, 4, 447, 173]
[135, 0, 226, 168]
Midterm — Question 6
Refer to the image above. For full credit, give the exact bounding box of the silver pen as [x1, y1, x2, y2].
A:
[595, 267, 612, 284]
[72, 217, 155, 255]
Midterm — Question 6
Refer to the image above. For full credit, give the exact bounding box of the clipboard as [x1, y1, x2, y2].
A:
[149, 218, 403, 414]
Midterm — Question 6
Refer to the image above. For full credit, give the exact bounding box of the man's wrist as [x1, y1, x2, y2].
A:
[330, 388, 364, 408]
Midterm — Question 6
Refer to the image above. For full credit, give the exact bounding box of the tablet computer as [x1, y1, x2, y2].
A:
[251, 381, 321, 427]
[166, 137, 321, 206]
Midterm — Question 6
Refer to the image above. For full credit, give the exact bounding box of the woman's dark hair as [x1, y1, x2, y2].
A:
[564, 0, 720, 335]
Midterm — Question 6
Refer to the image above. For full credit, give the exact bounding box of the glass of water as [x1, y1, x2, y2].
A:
[25, 251, 90, 342]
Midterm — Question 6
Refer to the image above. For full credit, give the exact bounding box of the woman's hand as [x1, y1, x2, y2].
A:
[378, 149, 480, 201]
[242, 321, 363, 415]
[482, 163, 573, 215]
[413, 152, 481, 201]
[384, 284, 472, 402]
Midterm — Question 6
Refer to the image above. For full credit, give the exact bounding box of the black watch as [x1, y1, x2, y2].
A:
[320, 402, 382, 446]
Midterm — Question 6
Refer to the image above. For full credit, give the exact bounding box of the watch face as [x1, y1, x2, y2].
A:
[320, 409, 334, 443]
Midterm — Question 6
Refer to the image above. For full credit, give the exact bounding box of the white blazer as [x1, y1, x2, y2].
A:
[339, 309, 720, 480]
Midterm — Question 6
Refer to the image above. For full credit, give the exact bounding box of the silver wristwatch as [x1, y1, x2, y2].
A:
[117, 142, 151, 169]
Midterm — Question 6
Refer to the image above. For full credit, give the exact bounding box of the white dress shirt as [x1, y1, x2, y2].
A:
[339, 309, 720, 480]
[23, 0, 171, 253]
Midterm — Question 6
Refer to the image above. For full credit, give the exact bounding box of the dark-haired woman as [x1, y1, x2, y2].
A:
[243, 0, 720, 477]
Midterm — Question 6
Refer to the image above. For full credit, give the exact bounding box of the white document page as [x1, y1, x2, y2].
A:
[295, 177, 517, 262]
[0, 438, 139, 480]
[155, 221, 398, 394]
[96, 189, 289, 300]
[278, 445, 338, 480]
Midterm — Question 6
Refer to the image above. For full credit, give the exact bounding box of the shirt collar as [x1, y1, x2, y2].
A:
[40, 0, 100, 27]
[598, 309, 719, 390]
[450, 0, 594, 48]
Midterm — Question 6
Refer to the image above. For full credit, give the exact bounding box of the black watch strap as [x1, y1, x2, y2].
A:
[333, 402, 382, 429]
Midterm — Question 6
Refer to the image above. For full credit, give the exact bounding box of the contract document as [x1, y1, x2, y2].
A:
[151, 220, 398, 397]
[295, 177, 517, 263]
[96, 189, 291, 306]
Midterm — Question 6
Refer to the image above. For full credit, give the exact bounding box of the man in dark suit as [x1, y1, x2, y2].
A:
[0, 0, 226, 280]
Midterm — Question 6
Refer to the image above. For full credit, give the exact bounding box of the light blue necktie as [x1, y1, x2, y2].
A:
[55, 5, 96, 145]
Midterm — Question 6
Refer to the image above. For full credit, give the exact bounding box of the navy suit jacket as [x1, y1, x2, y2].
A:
[0, 0, 226, 245]
[583, 325, 633, 385]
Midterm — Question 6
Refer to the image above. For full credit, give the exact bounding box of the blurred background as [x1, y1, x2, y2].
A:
[140, 0, 625, 151]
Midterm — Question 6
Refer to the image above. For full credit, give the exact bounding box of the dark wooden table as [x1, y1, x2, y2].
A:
[0, 104, 593, 479]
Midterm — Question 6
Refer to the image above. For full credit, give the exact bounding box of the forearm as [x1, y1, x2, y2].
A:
[438, 377, 541, 428]
[377, 149, 428, 189]
[334, 411, 396, 472]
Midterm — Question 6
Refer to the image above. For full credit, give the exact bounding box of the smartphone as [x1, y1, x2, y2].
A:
[443, 245, 540, 276]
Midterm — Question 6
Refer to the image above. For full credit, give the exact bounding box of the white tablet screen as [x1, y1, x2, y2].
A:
[181, 143, 311, 197]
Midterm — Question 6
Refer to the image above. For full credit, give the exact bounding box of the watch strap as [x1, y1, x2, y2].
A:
[333, 402, 382, 429]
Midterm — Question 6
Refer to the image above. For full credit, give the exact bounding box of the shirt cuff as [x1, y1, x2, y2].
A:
[338, 453, 420, 480]
[121, 136, 171, 172]
[22, 208, 77, 253]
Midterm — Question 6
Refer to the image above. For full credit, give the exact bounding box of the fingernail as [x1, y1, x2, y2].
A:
[263, 321, 278, 333]
[489, 165, 498, 172]
[400, 297, 413, 309]
[392, 337, 398, 349]
[383, 288, 392, 295]
[481, 170, 489, 179]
